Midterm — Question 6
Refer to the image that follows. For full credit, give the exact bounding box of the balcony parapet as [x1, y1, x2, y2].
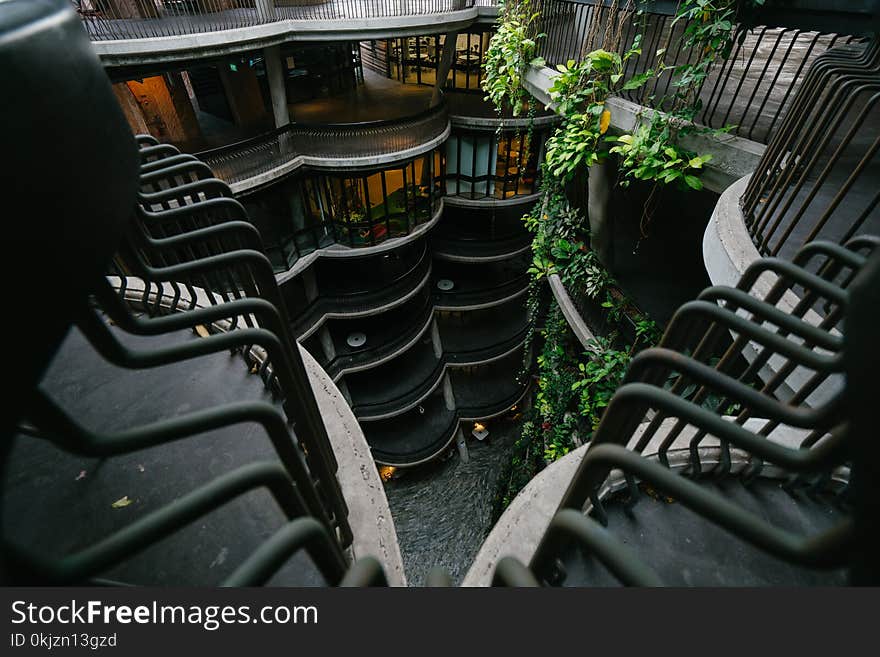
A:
[78, 1, 500, 65]
[198, 101, 450, 194]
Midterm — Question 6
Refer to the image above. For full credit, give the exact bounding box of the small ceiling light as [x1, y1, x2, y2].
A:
[472, 422, 489, 441]
[346, 332, 367, 348]
[378, 466, 396, 482]
[437, 279, 454, 291]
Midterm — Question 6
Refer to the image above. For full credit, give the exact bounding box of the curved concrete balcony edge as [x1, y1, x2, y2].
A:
[449, 112, 561, 131]
[463, 418, 831, 586]
[91, 9, 497, 67]
[300, 345, 407, 586]
[444, 191, 541, 209]
[548, 272, 596, 351]
[276, 202, 444, 284]
[228, 124, 451, 196]
[523, 65, 766, 194]
[105, 275, 406, 585]
[371, 382, 530, 468]
[327, 303, 436, 381]
[434, 280, 528, 312]
[432, 238, 531, 262]
[702, 173, 839, 406]
[354, 331, 528, 422]
[296, 258, 433, 342]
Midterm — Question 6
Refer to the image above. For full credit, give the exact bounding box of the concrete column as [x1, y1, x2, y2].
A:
[263, 44, 289, 128]
[430, 31, 459, 107]
[442, 373, 456, 411]
[218, 63, 268, 129]
[318, 326, 336, 361]
[302, 268, 319, 304]
[587, 159, 615, 270]
[455, 426, 469, 464]
[123, 73, 201, 148]
[430, 320, 443, 359]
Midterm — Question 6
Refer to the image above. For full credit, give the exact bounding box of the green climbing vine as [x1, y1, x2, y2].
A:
[481, 0, 545, 117]
[487, 0, 749, 512]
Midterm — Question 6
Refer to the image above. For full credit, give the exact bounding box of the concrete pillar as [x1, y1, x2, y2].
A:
[318, 326, 336, 361]
[442, 373, 456, 411]
[430, 320, 443, 359]
[263, 44, 290, 128]
[587, 159, 615, 270]
[431, 31, 459, 107]
[455, 426, 469, 463]
[112, 82, 149, 135]
[123, 73, 201, 148]
[218, 62, 268, 129]
[302, 268, 319, 304]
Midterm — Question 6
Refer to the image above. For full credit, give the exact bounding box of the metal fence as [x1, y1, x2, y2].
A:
[492, 235, 880, 586]
[74, 0, 478, 41]
[534, 0, 859, 144]
[198, 100, 449, 186]
[7, 134, 368, 583]
[743, 39, 880, 264]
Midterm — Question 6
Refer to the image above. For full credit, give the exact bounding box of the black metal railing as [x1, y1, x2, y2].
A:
[492, 235, 880, 586]
[75, 0, 479, 41]
[7, 134, 379, 584]
[197, 100, 450, 187]
[743, 38, 880, 264]
[534, 0, 859, 144]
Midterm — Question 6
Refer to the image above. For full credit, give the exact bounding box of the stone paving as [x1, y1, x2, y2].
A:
[383, 418, 521, 586]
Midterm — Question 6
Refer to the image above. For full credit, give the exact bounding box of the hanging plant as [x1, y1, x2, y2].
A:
[482, 0, 545, 116]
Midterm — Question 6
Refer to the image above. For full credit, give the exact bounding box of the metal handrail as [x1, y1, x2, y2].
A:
[491, 238, 875, 586]
[533, 0, 860, 145]
[742, 38, 880, 262]
[196, 99, 450, 186]
[75, 0, 480, 41]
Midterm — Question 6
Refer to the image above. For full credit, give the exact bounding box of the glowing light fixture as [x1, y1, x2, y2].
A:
[472, 422, 489, 441]
[378, 466, 396, 482]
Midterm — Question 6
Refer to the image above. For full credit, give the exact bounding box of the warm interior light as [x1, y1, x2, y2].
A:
[473, 422, 486, 432]
[378, 466, 396, 482]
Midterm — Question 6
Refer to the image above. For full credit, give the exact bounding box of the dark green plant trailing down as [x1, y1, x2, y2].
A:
[481, 0, 545, 116]
[489, 0, 747, 509]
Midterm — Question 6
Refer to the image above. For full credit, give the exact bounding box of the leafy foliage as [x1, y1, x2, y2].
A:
[481, 0, 544, 116]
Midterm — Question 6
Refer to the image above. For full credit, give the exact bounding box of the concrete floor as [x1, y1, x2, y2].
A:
[556, 477, 849, 586]
[3, 325, 324, 586]
[383, 417, 521, 585]
[290, 69, 433, 124]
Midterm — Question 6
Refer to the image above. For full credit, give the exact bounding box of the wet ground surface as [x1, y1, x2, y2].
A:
[383, 418, 520, 586]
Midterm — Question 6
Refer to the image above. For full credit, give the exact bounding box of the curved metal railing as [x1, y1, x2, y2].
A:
[743, 39, 880, 263]
[492, 236, 880, 586]
[74, 0, 480, 41]
[534, 0, 861, 145]
[197, 99, 450, 187]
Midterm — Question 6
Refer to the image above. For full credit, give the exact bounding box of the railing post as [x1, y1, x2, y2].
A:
[255, 0, 277, 23]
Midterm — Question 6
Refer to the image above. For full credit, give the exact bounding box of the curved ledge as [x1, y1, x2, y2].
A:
[293, 245, 433, 341]
[350, 326, 529, 422]
[433, 277, 529, 311]
[365, 357, 531, 467]
[443, 192, 542, 209]
[198, 108, 450, 194]
[548, 273, 596, 350]
[321, 294, 436, 381]
[702, 173, 836, 405]
[299, 345, 407, 585]
[432, 235, 532, 262]
[276, 201, 444, 284]
[463, 418, 826, 586]
[90, 8, 497, 66]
